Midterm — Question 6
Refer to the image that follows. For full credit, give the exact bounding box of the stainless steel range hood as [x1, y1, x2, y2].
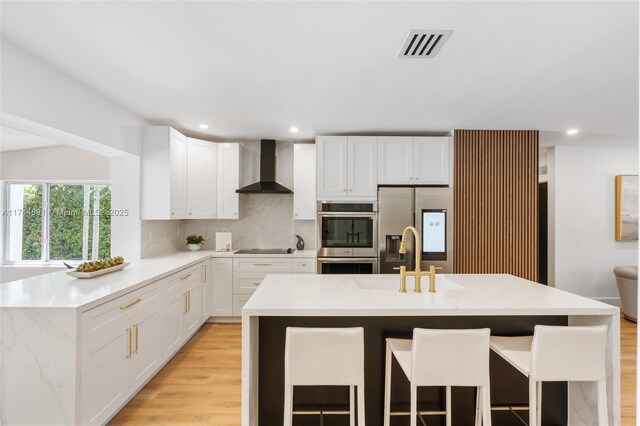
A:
[236, 139, 292, 194]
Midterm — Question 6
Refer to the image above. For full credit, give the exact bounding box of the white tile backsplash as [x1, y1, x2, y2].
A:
[182, 194, 315, 251]
[140, 220, 183, 258]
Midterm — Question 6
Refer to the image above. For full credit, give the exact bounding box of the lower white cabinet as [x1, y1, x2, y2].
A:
[201, 261, 212, 319]
[81, 289, 162, 425]
[211, 257, 233, 317]
[81, 261, 210, 425]
[233, 295, 252, 317]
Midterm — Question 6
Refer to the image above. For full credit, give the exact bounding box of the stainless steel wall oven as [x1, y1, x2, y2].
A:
[317, 202, 378, 274]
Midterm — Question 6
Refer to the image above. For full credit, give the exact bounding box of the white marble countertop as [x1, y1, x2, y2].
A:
[0, 249, 317, 310]
[242, 273, 619, 316]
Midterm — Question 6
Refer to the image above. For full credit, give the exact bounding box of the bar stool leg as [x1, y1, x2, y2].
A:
[597, 380, 609, 426]
[357, 385, 365, 426]
[383, 344, 392, 426]
[536, 382, 542, 426]
[349, 385, 355, 426]
[481, 384, 491, 426]
[410, 385, 417, 426]
[529, 379, 537, 426]
[445, 385, 452, 426]
[283, 385, 293, 426]
[475, 387, 481, 426]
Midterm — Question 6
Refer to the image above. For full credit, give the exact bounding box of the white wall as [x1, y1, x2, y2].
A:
[548, 145, 638, 304]
[1, 145, 110, 181]
[1, 39, 145, 156]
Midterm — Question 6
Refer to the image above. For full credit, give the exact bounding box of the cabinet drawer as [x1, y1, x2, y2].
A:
[232, 295, 251, 316]
[291, 258, 316, 273]
[233, 257, 291, 272]
[232, 272, 267, 295]
[82, 282, 161, 339]
[163, 264, 202, 294]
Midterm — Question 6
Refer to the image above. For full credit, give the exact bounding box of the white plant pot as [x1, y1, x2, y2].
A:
[187, 244, 201, 251]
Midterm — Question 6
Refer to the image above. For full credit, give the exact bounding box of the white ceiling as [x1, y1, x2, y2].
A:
[0, 126, 62, 152]
[1, 1, 638, 143]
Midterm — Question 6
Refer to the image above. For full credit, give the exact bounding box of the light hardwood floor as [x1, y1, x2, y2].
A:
[110, 318, 637, 425]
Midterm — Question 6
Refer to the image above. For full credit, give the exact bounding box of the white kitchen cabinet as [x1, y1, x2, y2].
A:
[316, 136, 348, 199]
[293, 143, 316, 220]
[377, 136, 451, 185]
[217, 143, 240, 219]
[129, 299, 162, 391]
[201, 261, 212, 320]
[291, 257, 316, 273]
[232, 295, 252, 317]
[183, 278, 202, 336]
[347, 136, 378, 198]
[316, 136, 377, 200]
[161, 284, 186, 359]
[378, 136, 414, 184]
[186, 138, 217, 219]
[80, 320, 130, 425]
[211, 258, 233, 317]
[413, 136, 450, 185]
[80, 286, 162, 425]
[141, 127, 188, 219]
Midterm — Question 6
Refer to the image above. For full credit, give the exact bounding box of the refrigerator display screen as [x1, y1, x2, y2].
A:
[422, 209, 447, 260]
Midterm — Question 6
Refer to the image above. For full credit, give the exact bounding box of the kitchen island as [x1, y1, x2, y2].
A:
[241, 274, 619, 426]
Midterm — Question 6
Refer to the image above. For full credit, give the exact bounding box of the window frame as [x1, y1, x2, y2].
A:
[3, 180, 112, 265]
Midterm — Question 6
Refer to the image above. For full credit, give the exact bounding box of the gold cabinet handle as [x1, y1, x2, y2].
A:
[126, 327, 132, 358]
[253, 263, 272, 266]
[203, 265, 207, 283]
[180, 273, 192, 281]
[252, 282, 261, 286]
[133, 323, 139, 354]
[120, 298, 142, 310]
[187, 290, 191, 312]
[184, 292, 188, 313]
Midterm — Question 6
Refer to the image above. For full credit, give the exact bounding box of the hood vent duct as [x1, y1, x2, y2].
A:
[236, 139, 292, 194]
[398, 30, 453, 58]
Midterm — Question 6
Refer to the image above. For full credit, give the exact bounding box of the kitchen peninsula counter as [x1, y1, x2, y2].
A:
[241, 273, 619, 426]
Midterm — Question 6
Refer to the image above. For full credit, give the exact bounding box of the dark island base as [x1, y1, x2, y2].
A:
[258, 316, 568, 426]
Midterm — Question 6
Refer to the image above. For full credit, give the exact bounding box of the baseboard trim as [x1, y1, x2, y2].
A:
[206, 317, 241, 324]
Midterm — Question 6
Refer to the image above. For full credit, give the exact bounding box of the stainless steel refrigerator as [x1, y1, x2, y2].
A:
[378, 187, 454, 273]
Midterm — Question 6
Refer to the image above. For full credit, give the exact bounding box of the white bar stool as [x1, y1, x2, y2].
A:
[383, 328, 492, 426]
[284, 327, 365, 426]
[490, 325, 608, 426]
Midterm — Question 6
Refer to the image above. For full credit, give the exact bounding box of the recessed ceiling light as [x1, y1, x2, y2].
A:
[200, 124, 209, 129]
[289, 127, 299, 133]
[566, 129, 578, 135]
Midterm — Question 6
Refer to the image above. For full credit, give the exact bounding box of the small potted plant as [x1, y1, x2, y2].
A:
[186, 234, 205, 251]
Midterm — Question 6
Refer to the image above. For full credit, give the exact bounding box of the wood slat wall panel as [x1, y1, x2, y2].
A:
[454, 130, 539, 282]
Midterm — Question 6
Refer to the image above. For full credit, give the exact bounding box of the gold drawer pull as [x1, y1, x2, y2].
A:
[120, 298, 142, 310]
[184, 292, 188, 313]
[252, 263, 272, 266]
[187, 290, 191, 312]
[126, 327, 132, 358]
[252, 282, 261, 286]
[133, 324, 139, 354]
[180, 273, 192, 281]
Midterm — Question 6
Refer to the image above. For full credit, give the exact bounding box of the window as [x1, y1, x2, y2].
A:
[5, 183, 111, 262]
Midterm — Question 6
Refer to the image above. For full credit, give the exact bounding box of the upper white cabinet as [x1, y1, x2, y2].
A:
[377, 136, 414, 184]
[142, 127, 188, 220]
[186, 138, 217, 219]
[316, 136, 377, 200]
[378, 136, 451, 186]
[217, 143, 240, 219]
[293, 143, 316, 220]
[413, 137, 450, 185]
[316, 136, 348, 199]
[142, 127, 240, 220]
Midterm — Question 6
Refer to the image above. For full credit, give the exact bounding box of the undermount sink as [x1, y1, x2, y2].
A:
[354, 275, 464, 291]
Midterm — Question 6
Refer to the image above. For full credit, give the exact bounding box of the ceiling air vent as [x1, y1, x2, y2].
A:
[398, 30, 453, 58]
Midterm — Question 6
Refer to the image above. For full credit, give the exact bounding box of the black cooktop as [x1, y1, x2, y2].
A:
[235, 248, 294, 255]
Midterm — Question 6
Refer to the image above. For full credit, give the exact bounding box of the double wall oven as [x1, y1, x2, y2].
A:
[316, 202, 378, 274]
